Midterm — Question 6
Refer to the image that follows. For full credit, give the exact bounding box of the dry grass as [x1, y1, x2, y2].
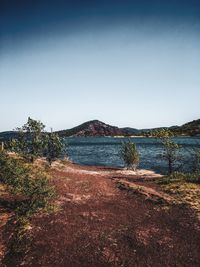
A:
[161, 180, 200, 219]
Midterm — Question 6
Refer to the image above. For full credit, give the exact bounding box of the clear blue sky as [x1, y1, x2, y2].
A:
[0, 0, 200, 131]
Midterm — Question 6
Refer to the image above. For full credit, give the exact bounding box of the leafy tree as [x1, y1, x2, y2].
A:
[152, 129, 181, 174]
[10, 117, 46, 162]
[120, 140, 139, 170]
[44, 131, 63, 165]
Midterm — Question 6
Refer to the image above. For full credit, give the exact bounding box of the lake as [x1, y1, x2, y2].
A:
[63, 136, 200, 174]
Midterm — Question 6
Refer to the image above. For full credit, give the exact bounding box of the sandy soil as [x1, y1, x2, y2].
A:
[1, 161, 200, 267]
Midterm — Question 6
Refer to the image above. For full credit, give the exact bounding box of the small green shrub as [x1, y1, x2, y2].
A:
[157, 171, 200, 185]
[120, 140, 139, 170]
[169, 171, 200, 184]
[156, 177, 172, 185]
[168, 171, 186, 180]
[184, 173, 200, 184]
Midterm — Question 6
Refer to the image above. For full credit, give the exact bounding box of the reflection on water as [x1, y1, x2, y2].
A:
[63, 137, 200, 174]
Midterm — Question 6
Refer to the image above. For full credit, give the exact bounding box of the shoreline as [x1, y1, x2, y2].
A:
[66, 135, 200, 138]
[53, 159, 163, 179]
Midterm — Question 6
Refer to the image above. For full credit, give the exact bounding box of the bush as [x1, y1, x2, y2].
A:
[0, 151, 55, 217]
[191, 150, 200, 173]
[120, 140, 139, 170]
[44, 132, 63, 165]
[169, 171, 200, 184]
[184, 173, 200, 184]
[168, 171, 186, 180]
[158, 171, 200, 185]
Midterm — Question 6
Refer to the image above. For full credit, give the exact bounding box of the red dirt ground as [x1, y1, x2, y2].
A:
[1, 162, 200, 267]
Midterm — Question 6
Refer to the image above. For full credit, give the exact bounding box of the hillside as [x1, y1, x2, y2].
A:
[0, 131, 19, 141]
[123, 120, 200, 137]
[172, 119, 200, 136]
[56, 119, 200, 137]
[56, 120, 128, 137]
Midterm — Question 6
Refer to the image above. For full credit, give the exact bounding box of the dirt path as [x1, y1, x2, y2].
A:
[2, 162, 200, 267]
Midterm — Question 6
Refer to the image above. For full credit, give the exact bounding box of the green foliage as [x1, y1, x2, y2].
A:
[184, 173, 200, 184]
[190, 150, 200, 173]
[157, 171, 200, 185]
[120, 140, 139, 170]
[0, 151, 55, 218]
[0, 151, 29, 194]
[0, 150, 55, 265]
[168, 171, 185, 180]
[151, 128, 174, 139]
[10, 117, 46, 162]
[9, 117, 64, 165]
[143, 131, 152, 137]
[152, 129, 181, 174]
[44, 132, 63, 165]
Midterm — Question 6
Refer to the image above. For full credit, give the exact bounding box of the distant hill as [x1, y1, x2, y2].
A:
[56, 119, 200, 137]
[138, 120, 200, 136]
[171, 119, 200, 136]
[56, 120, 127, 137]
[120, 127, 140, 135]
[0, 119, 200, 140]
[0, 131, 19, 142]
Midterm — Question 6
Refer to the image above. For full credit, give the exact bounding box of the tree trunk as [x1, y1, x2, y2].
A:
[1, 142, 4, 151]
[168, 158, 173, 175]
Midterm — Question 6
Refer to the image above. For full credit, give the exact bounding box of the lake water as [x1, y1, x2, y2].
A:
[63, 137, 200, 174]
